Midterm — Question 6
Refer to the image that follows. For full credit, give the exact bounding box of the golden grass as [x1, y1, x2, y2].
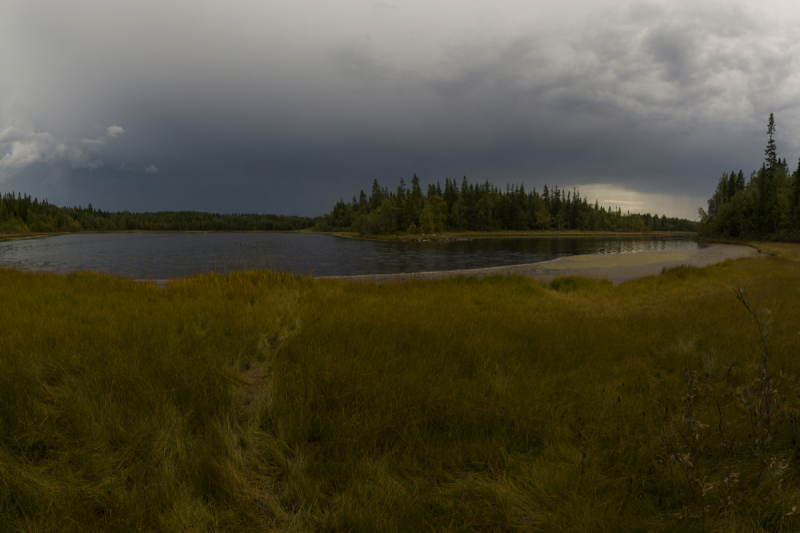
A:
[745, 241, 800, 260]
[542, 249, 691, 269]
[2, 243, 800, 530]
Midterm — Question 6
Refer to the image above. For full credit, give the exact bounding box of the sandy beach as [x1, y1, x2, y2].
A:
[316, 243, 762, 285]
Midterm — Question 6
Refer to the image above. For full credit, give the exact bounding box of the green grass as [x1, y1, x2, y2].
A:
[2, 245, 800, 531]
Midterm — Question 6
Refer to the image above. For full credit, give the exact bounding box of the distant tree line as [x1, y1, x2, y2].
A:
[700, 113, 800, 240]
[316, 175, 698, 234]
[0, 192, 316, 233]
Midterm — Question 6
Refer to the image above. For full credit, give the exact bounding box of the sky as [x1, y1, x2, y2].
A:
[2, 0, 800, 219]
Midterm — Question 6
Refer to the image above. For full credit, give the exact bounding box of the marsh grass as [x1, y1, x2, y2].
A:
[2, 244, 800, 531]
[1, 270, 311, 531]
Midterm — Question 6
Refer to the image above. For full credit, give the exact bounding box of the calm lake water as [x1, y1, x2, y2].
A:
[0, 233, 706, 279]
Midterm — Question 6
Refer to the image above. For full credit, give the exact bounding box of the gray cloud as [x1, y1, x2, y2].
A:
[0, 119, 128, 181]
[0, 127, 103, 178]
[1, 0, 799, 218]
[106, 125, 124, 138]
[80, 137, 106, 147]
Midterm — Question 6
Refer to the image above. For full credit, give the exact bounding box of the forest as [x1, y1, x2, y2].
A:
[316, 176, 698, 234]
[0, 192, 316, 233]
[1, 179, 699, 237]
[700, 113, 800, 240]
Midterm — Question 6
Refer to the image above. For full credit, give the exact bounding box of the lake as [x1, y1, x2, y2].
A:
[0, 233, 706, 279]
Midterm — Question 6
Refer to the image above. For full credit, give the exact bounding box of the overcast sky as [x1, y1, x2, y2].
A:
[2, 0, 800, 219]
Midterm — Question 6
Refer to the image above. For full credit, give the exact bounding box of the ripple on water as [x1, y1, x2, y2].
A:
[0, 233, 704, 279]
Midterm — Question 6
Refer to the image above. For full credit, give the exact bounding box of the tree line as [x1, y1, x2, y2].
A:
[315, 175, 698, 234]
[0, 192, 316, 233]
[700, 113, 800, 240]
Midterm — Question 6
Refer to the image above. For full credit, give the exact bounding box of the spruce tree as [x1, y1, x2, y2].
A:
[765, 113, 777, 171]
[727, 171, 737, 201]
[396, 178, 407, 228]
[736, 170, 745, 192]
[370, 179, 382, 210]
[408, 174, 424, 226]
[756, 114, 778, 233]
[792, 158, 800, 227]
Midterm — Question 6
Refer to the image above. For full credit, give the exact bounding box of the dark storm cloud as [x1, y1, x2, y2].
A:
[2, 0, 799, 219]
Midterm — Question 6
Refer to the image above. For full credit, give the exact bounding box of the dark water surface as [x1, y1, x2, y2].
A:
[0, 233, 706, 279]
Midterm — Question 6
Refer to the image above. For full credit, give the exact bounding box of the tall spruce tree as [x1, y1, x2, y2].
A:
[757, 114, 778, 232]
[370, 179, 383, 209]
[736, 170, 745, 192]
[765, 113, 778, 171]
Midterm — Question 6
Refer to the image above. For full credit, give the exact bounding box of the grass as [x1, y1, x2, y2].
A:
[1, 244, 800, 531]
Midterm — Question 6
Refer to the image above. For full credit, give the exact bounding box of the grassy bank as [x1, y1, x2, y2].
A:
[2, 245, 800, 531]
[700, 237, 800, 260]
[0, 232, 62, 242]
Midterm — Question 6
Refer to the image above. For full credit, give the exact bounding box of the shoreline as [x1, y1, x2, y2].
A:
[11, 242, 760, 288]
[314, 243, 763, 285]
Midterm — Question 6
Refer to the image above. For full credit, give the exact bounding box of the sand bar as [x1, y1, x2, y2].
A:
[315, 243, 762, 285]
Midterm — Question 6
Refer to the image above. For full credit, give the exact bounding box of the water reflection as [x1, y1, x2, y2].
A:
[0, 233, 705, 279]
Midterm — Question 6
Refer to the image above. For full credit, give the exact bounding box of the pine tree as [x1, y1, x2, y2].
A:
[792, 158, 800, 228]
[396, 178, 407, 228]
[736, 170, 745, 192]
[370, 179, 383, 210]
[407, 174, 424, 226]
[756, 114, 779, 233]
[765, 113, 777, 171]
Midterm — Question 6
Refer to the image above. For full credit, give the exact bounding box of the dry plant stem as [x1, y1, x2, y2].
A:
[735, 287, 773, 424]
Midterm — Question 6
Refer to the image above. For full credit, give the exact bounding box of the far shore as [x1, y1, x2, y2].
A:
[0, 229, 312, 242]
[313, 229, 697, 242]
[1, 228, 697, 247]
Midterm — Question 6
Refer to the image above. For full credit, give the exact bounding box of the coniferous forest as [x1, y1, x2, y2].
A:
[0, 193, 316, 233]
[700, 113, 800, 240]
[1, 180, 700, 236]
[315, 176, 698, 234]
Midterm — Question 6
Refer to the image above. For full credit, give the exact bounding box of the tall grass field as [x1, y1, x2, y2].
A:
[2, 243, 800, 531]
